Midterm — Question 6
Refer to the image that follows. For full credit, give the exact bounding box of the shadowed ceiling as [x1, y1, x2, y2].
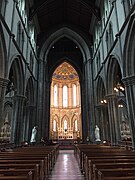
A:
[29, 0, 100, 74]
[30, 0, 100, 40]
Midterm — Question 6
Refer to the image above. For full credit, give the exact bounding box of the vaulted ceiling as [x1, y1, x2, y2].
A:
[30, 0, 100, 41]
[29, 0, 100, 74]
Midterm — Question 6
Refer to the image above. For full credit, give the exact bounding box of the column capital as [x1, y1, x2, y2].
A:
[58, 84, 63, 88]
[67, 83, 72, 88]
[105, 94, 118, 100]
[122, 76, 135, 86]
[0, 78, 9, 87]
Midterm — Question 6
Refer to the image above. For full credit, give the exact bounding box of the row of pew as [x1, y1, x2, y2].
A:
[75, 143, 135, 180]
[0, 144, 59, 179]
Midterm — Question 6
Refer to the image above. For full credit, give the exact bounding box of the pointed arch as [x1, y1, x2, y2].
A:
[123, 14, 135, 76]
[72, 114, 78, 131]
[25, 77, 34, 105]
[61, 115, 69, 130]
[39, 27, 91, 63]
[52, 114, 59, 129]
[9, 55, 25, 95]
[96, 76, 106, 104]
[0, 22, 7, 77]
[107, 56, 122, 94]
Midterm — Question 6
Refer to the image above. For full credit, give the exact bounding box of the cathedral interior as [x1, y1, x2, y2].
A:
[0, 0, 135, 149]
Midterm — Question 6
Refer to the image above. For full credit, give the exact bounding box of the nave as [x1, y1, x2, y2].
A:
[0, 142, 135, 179]
[48, 150, 85, 180]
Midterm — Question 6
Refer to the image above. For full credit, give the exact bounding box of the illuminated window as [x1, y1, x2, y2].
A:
[54, 85, 58, 106]
[53, 120, 56, 131]
[73, 84, 77, 106]
[64, 120, 68, 130]
[63, 85, 68, 107]
[75, 120, 78, 131]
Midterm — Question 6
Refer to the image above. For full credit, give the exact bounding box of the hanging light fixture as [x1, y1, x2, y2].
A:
[114, 82, 125, 92]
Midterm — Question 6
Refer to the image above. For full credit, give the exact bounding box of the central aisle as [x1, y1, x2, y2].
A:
[48, 150, 85, 180]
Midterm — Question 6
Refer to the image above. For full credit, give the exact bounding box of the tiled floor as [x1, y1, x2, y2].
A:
[48, 150, 85, 180]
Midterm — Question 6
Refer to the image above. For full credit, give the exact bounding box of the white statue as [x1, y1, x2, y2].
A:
[30, 126, 38, 143]
[95, 125, 101, 142]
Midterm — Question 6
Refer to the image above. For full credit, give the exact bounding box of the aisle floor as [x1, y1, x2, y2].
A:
[48, 150, 85, 180]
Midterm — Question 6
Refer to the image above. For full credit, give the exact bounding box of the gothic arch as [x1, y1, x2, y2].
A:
[71, 114, 78, 131]
[51, 114, 59, 131]
[49, 59, 82, 83]
[123, 14, 135, 76]
[39, 27, 91, 63]
[61, 115, 69, 130]
[9, 56, 25, 95]
[107, 56, 122, 94]
[25, 77, 34, 105]
[96, 76, 106, 104]
[0, 23, 7, 77]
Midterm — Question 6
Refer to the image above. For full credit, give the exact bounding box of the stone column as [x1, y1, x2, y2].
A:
[11, 95, 26, 145]
[106, 94, 120, 145]
[51, 82, 54, 106]
[76, 82, 80, 106]
[122, 76, 135, 149]
[42, 78, 51, 140]
[68, 83, 72, 107]
[86, 59, 95, 142]
[59, 84, 62, 107]
[0, 78, 9, 127]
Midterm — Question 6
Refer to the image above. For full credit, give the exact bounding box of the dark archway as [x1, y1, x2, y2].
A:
[96, 76, 110, 142]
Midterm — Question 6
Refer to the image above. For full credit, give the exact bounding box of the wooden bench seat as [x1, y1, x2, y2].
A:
[84, 156, 135, 179]
[75, 144, 135, 180]
[0, 145, 58, 179]
[0, 159, 44, 180]
[0, 176, 32, 180]
[94, 163, 135, 179]
[0, 169, 34, 178]
[97, 168, 135, 180]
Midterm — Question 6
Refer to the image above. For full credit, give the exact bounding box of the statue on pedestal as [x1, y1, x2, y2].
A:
[95, 125, 101, 142]
[30, 126, 38, 144]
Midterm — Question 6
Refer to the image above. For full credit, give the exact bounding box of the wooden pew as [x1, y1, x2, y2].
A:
[75, 144, 135, 180]
[93, 163, 135, 179]
[0, 169, 34, 179]
[84, 155, 135, 180]
[0, 159, 44, 180]
[0, 145, 58, 179]
[97, 168, 135, 180]
[0, 175, 32, 180]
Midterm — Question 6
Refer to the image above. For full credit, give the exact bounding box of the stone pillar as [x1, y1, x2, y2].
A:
[11, 95, 26, 145]
[0, 78, 9, 127]
[68, 83, 72, 107]
[76, 82, 80, 106]
[51, 82, 54, 106]
[86, 59, 95, 142]
[42, 79, 51, 140]
[81, 58, 95, 143]
[122, 76, 135, 149]
[106, 94, 120, 145]
[59, 84, 62, 107]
